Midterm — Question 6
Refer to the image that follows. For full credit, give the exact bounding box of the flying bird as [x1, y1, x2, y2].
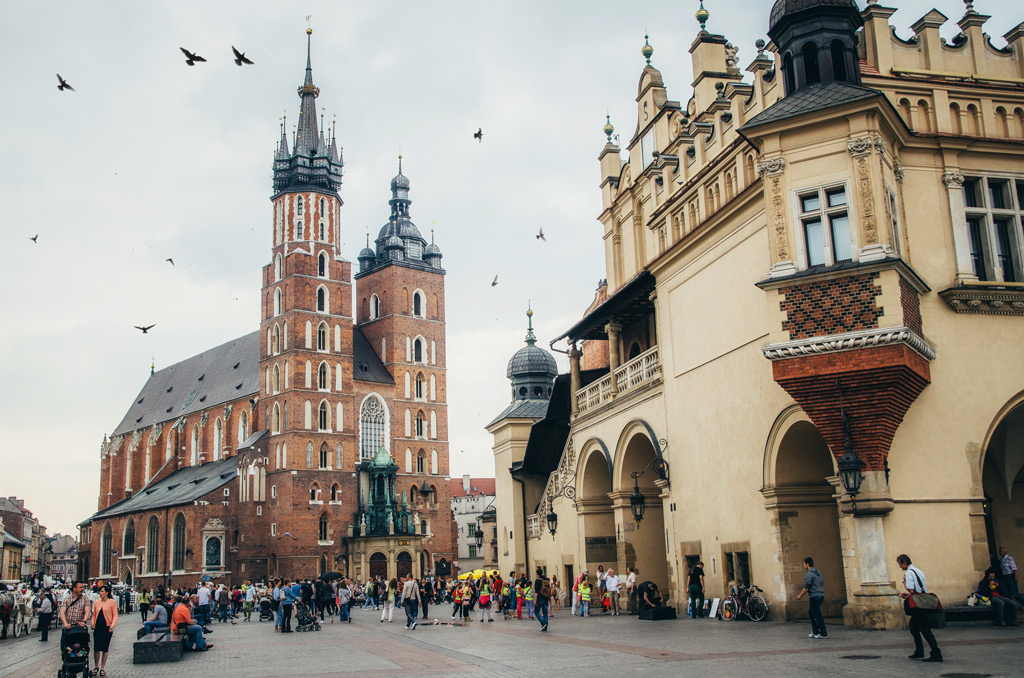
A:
[231, 46, 254, 66]
[166, 258, 174, 266]
[536, 228, 546, 242]
[56, 74, 74, 92]
[491, 276, 498, 287]
[179, 48, 207, 66]
[473, 128, 483, 142]
[134, 324, 156, 334]
[30, 234, 39, 243]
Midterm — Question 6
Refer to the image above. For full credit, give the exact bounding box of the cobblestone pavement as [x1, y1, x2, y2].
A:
[2, 607, 1021, 678]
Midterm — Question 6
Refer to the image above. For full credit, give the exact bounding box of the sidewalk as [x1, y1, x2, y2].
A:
[1, 607, 1020, 677]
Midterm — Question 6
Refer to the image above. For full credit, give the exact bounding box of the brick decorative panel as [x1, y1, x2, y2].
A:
[772, 344, 930, 471]
[780, 273, 882, 341]
[899, 275, 923, 335]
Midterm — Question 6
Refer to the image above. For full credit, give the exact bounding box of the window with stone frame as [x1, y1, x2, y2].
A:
[318, 513, 329, 541]
[146, 517, 159, 573]
[415, 411, 425, 438]
[317, 323, 327, 351]
[963, 176, 1024, 283]
[797, 183, 852, 268]
[172, 513, 186, 571]
[360, 396, 387, 460]
[319, 443, 328, 469]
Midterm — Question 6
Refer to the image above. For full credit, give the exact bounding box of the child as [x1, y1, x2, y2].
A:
[515, 580, 524, 619]
[523, 580, 534, 620]
[451, 583, 462, 619]
[579, 578, 592, 618]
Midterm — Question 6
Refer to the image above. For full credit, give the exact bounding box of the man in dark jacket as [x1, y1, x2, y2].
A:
[978, 569, 1018, 626]
[796, 557, 827, 639]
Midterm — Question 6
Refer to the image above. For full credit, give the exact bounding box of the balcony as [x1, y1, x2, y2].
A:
[576, 346, 661, 415]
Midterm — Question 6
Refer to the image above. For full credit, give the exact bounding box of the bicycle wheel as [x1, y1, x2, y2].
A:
[747, 595, 768, 621]
[720, 597, 738, 621]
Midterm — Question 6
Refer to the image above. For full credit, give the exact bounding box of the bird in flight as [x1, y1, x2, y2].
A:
[536, 228, 546, 242]
[30, 234, 39, 243]
[491, 275, 499, 287]
[179, 48, 207, 66]
[232, 46, 254, 66]
[166, 258, 174, 266]
[473, 128, 483, 142]
[134, 324, 156, 334]
[56, 74, 74, 92]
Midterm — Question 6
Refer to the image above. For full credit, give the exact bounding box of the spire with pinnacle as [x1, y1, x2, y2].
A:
[525, 305, 537, 346]
[296, 28, 321, 155]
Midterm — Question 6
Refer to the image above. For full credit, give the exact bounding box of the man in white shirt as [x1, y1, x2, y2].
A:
[196, 583, 212, 626]
[605, 569, 621, 616]
[626, 567, 638, 615]
[243, 584, 255, 622]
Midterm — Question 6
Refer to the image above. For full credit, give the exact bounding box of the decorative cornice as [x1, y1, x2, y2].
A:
[762, 326, 936, 362]
[756, 156, 785, 177]
[939, 285, 1024, 315]
[943, 171, 965, 188]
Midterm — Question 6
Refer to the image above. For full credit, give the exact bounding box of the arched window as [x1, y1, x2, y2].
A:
[431, 449, 438, 475]
[166, 434, 173, 461]
[319, 198, 325, 217]
[123, 518, 136, 555]
[415, 411, 425, 438]
[238, 410, 248, 443]
[101, 524, 112, 575]
[413, 291, 423, 317]
[319, 223, 325, 241]
[272, 323, 280, 354]
[146, 517, 159, 573]
[330, 484, 340, 502]
[318, 252, 327, 277]
[310, 483, 320, 501]
[360, 395, 387, 460]
[414, 338, 424, 363]
[371, 294, 380, 319]
[318, 513, 328, 541]
[319, 442, 328, 469]
[172, 513, 186, 571]
[415, 373, 424, 400]
[802, 42, 820, 85]
[317, 323, 327, 351]
[830, 40, 848, 82]
[318, 362, 329, 390]
[416, 452, 425, 474]
[274, 254, 282, 281]
[272, 364, 280, 393]
[272, 403, 281, 434]
[191, 425, 200, 465]
[213, 418, 223, 460]
[405, 448, 413, 473]
[297, 196, 304, 216]
[319, 400, 330, 431]
[783, 53, 795, 93]
[317, 287, 327, 313]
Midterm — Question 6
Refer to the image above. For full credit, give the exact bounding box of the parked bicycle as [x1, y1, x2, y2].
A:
[719, 584, 769, 622]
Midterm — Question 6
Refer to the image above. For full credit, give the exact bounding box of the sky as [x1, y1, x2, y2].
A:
[1, 0, 1016, 536]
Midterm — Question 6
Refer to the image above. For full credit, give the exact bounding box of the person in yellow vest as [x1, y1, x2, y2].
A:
[515, 580, 524, 619]
[523, 580, 535, 620]
[478, 578, 493, 622]
[579, 578, 592, 618]
[450, 583, 462, 620]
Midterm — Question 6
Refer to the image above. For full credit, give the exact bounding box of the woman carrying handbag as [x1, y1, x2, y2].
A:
[897, 554, 942, 663]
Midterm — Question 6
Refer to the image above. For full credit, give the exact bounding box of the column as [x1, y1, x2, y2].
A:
[606, 322, 622, 396]
[943, 171, 978, 283]
[568, 344, 582, 416]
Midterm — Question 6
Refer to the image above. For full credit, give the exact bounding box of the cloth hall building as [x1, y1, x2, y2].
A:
[491, 0, 1024, 629]
[78, 31, 454, 587]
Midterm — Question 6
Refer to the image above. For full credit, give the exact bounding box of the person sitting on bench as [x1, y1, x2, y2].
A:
[171, 596, 213, 651]
[143, 596, 170, 635]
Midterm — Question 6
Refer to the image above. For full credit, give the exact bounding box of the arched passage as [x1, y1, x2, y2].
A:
[981, 397, 1024, 569]
[614, 428, 668, 597]
[577, 442, 615, 577]
[764, 408, 846, 620]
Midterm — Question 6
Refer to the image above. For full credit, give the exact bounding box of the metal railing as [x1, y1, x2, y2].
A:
[575, 346, 660, 414]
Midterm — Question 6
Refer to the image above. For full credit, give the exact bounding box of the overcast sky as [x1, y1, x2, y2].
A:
[1, 1, 1014, 536]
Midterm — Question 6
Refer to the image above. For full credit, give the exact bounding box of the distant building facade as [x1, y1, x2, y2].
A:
[0, 496, 47, 581]
[450, 475, 496, 573]
[48, 535, 79, 584]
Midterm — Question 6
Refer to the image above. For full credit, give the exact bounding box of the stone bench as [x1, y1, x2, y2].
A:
[932, 604, 997, 628]
[639, 606, 677, 620]
[132, 628, 186, 664]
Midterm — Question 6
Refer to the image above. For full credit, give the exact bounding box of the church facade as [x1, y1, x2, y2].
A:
[78, 31, 453, 587]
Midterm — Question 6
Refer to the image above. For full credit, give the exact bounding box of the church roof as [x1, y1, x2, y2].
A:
[769, 0, 859, 31]
[739, 81, 882, 131]
[112, 332, 260, 437]
[90, 455, 239, 521]
[352, 326, 395, 384]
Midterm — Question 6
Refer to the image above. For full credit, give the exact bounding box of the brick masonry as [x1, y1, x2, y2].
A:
[899, 273, 923, 335]
[780, 272, 882, 340]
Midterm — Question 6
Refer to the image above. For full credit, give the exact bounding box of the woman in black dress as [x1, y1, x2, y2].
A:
[91, 585, 118, 676]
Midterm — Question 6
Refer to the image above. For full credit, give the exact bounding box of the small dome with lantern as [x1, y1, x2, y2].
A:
[506, 308, 558, 401]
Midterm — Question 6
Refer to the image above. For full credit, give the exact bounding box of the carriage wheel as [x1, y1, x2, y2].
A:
[12, 608, 23, 637]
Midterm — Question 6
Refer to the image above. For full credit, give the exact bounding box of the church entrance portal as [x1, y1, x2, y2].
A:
[369, 552, 387, 579]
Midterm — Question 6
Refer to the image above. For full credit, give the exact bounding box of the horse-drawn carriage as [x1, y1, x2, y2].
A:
[0, 587, 33, 639]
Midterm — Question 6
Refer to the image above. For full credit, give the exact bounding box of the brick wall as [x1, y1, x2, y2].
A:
[900, 275, 923, 335]
[780, 273, 882, 340]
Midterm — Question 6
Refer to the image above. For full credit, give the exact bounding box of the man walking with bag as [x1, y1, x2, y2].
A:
[533, 568, 551, 632]
[400, 573, 419, 630]
[795, 557, 827, 639]
[898, 554, 942, 663]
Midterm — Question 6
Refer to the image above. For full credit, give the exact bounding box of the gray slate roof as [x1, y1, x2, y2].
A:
[3, 531, 24, 547]
[91, 456, 238, 521]
[112, 332, 260, 436]
[769, 0, 858, 30]
[740, 82, 882, 131]
[507, 345, 557, 379]
[352, 326, 395, 385]
[486, 398, 550, 428]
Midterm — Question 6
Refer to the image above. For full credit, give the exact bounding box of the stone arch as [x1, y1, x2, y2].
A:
[979, 389, 1024, 568]
[612, 420, 665, 490]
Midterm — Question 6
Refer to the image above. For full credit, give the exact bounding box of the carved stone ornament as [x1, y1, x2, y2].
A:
[203, 517, 226, 531]
[943, 171, 965, 188]
[200, 412, 208, 427]
[756, 156, 785, 177]
[893, 162, 906, 183]
[148, 423, 163, 447]
[939, 286, 1024, 316]
[762, 326, 936, 362]
[873, 136, 887, 155]
[224, 404, 232, 420]
[128, 429, 143, 453]
[847, 136, 873, 156]
[769, 175, 790, 260]
[856, 156, 878, 244]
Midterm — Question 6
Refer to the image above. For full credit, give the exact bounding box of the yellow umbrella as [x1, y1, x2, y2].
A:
[457, 571, 473, 580]
[471, 569, 487, 580]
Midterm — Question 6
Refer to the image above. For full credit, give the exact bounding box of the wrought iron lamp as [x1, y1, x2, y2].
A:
[546, 509, 558, 537]
[835, 380, 865, 509]
[629, 456, 670, 525]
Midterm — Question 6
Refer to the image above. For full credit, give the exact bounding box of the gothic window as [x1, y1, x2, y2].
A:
[272, 403, 281, 434]
[238, 410, 248, 443]
[319, 223, 325, 241]
[101, 524, 112, 575]
[123, 518, 135, 556]
[359, 396, 387, 460]
[318, 513, 328, 541]
[310, 482, 320, 501]
[415, 373, 424, 400]
[319, 198, 325, 217]
[416, 452, 424, 474]
[371, 294, 380, 319]
[319, 400, 330, 431]
[318, 362, 329, 390]
[306, 441, 314, 468]
[330, 483, 340, 502]
[146, 517, 159, 573]
[297, 196, 304, 216]
[413, 290, 424, 317]
[191, 425, 200, 465]
[166, 434, 173, 461]
[297, 222, 304, 240]
[272, 324, 280, 353]
[414, 338, 424, 363]
[213, 418, 223, 460]
[319, 442, 328, 469]
[431, 450, 438, 475]
[317, 286, 327, 313]
[318, 252, 328, 278]
[415, 411, 425, 438]
[172, 513, 186, 571]
[274, 254, 282, 281]
[317, 323, 327, 351]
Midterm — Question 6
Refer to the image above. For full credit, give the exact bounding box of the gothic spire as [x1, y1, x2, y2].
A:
[296, 28, 320, 156]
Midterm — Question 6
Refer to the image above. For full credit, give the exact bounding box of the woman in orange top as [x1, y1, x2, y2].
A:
[91, 585, 118, 677]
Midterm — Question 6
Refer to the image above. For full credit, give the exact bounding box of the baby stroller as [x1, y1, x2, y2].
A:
[294, 600, 321, 632]
[58, 626, 91, 678]
[258, 597, 274, 622]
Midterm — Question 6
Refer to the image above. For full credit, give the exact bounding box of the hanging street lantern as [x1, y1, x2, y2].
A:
[836, 451, 865, 497]
[629, 478, 646, 523]
[546, 510, 558, 537]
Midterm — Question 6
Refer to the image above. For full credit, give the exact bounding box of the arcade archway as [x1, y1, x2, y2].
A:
[614, 429, 667, 597]
[982, 398, 1024, 568]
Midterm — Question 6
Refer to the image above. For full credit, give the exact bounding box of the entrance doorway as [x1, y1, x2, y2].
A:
[982, 400, 1024, 569]
[578, 446, 615, 575]
[369, 552, 387, 579]
[768, 418, 847, 620]
[616, 432, 668, 600]
[397, 551, 412, 579]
